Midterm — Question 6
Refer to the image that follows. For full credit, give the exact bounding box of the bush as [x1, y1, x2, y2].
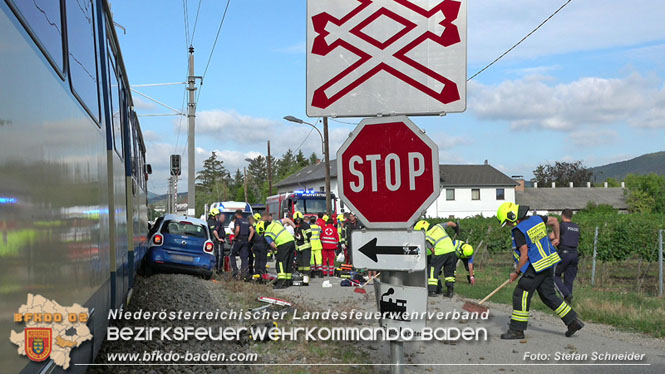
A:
[427, 212, 665, 262]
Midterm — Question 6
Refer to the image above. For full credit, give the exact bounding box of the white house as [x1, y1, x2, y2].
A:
[274, 160, 517, 219]
[426, 164, 518, 218]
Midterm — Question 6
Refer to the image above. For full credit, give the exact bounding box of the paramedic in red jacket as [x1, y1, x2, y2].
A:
[320, 218, 339, 276]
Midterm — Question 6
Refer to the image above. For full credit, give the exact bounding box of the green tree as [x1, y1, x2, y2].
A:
[605, 177, 621, 187]
[309, 152, 319, 165]
[625, 173, 665, 213]
[296, 150, 308, 168]
[532, 161, 593, 187]
[277, 149, 297, 179]
[195, 152, 230, 192]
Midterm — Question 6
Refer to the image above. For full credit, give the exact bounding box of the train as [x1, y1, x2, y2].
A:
[0, 0, 149, 372]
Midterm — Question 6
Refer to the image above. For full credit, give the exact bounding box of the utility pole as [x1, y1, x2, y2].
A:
[267, 140, 273, 195]
[243, 167, 249, 203]
[323, 117, 332, 215]
[186, 46, 198, 217]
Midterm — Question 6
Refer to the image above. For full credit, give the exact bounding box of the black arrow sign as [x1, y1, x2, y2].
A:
[358, 238, 420, 263]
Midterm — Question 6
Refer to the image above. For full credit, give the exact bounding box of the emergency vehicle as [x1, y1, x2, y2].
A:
[207, 201, 253, 238]
[266, 191, 336, 219]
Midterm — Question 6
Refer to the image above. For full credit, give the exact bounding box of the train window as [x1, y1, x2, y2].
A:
[66, 0, 100, 123]
[8, 0, 64, 72]
[108, 59, 123, 158]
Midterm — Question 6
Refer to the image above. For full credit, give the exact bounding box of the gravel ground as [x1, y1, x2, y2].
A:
[91, 273, 255, 374]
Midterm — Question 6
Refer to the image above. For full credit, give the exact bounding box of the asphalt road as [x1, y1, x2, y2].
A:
[276, 274, 665, 374]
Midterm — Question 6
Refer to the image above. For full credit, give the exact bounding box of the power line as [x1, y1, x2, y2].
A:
[197, 0, 232, 102]
[190, 0, 203, 43]
[294, 127, 315, 155]
[182, 0, 190, 47]
[329, 118, 358, 125]
[468, 0, 573, 81]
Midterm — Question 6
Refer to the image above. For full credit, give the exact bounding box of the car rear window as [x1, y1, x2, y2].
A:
[161, 220, 207, 238]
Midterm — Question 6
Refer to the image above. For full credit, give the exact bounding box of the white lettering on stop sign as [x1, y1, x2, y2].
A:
[348, 152, 425, 193]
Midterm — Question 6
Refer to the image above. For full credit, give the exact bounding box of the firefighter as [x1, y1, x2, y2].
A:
[263, 212, 296, 289]
[253, 220, 268, 280]
[309, 216, 323, 277]
[415, 220, 459, 297]
[293, 211, 312, 280]
[452, 240, 476, 285]
[320, 217, 339, 276]
[337, 214, 349, 264]
[496, 202, 585, 340]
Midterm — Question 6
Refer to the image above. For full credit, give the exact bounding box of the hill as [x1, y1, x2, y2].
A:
[148, 192, 187, 205]
[590, 151, 665, 182]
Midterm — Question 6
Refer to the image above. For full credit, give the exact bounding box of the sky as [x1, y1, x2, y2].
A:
[110, 0, 665, 194]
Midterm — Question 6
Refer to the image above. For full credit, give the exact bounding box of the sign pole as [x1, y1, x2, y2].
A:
[387, 271, 405, 374]
[323, 117, 332, 215]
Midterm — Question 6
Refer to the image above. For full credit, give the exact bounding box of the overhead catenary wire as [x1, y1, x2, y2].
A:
[197, 0, 232, 103]
[190, 0, 203, 44]
[468, 0, 573, 81]
[182, 0, 190, 47]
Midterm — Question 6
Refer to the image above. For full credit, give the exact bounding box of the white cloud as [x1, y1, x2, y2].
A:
[273, 41, 306, 54]
[133, 96, 157, 111]
[176, 109, 338, 159]
[568, 129, 618, 146]
[468, 0, 665, 64]
[143, 130, 161, 142]
[470, 73, 665, 131]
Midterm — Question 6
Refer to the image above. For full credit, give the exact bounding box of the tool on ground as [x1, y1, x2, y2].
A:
[354, 272, 381, 294]
[462, 278, 511, 314]
[249, 296, 293, 312]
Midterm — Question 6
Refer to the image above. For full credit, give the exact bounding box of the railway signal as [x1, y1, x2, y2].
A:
[170, 154, 181, 176]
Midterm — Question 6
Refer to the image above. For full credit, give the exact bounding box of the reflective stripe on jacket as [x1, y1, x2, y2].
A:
[425, 224, 455, 256]
[310, 224, 323, 251]
[265, 220, 294, 246]
[511, 216, 561, 273]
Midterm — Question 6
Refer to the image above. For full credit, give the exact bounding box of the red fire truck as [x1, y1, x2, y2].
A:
[266, 191, 336, 219]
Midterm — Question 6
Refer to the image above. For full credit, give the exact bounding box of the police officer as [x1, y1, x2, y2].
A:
[309, 216, 323, 277]
[212, 211, 227, 272]
[496, 202, 584, 340]
[293, 211, 313, 279]
[554, 209, 580, 304]
[415, 220, 460, 298]
[263, 213, 296, 289]
[230, 210, 255, 280]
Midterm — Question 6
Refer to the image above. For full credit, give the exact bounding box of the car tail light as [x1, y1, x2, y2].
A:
[204, 242, 214, 254]
[153, 234, 163, 245]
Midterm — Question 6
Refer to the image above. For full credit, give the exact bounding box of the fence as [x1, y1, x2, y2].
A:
[426, 216, 665, 296]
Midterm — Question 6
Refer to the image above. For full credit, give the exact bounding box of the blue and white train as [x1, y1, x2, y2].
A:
[0, 0, 149, 372]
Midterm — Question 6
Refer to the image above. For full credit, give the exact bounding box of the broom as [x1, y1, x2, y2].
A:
[462, 278, 511, 314]
[354, 272, 381, 294]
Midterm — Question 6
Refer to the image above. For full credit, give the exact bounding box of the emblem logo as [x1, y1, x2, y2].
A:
[25, 328, 52, 362]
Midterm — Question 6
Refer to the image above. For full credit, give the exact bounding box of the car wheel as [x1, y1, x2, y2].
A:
[203, 271, 212, 280]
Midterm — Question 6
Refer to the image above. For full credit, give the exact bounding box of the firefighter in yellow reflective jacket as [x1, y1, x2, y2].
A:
[262, 212, 296, 289]
[309, 216, 323, 277]
[497, 202, 584, 340]
[415, 220, 460, 298]
[293, 211, 312, 278]
[337, 214, 349, 264]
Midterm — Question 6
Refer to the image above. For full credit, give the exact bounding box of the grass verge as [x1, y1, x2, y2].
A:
[452, 258, 665, 338]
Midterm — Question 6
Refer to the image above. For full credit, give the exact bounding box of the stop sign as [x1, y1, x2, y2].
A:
[337, 116, 440, 228]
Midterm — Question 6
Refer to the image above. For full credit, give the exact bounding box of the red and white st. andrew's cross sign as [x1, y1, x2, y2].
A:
[307, 0, 467, 117]
[337, 116, 440, 229]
